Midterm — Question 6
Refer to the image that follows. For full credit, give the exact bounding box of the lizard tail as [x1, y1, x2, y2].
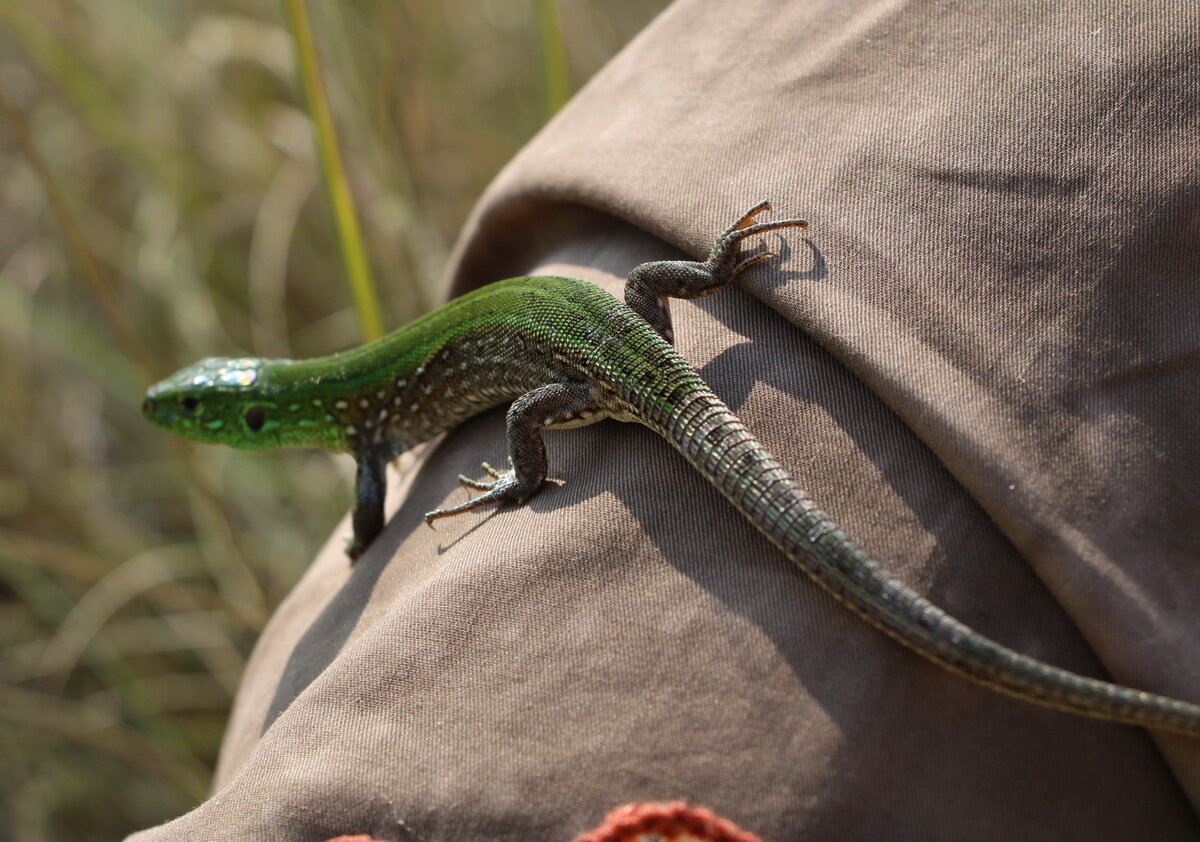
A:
[644, 381, 1200, 736]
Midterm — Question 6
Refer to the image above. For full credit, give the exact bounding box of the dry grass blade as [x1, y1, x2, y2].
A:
[0, 80, 269, 628]
[0, 3, 671, 838]
[0, 81, 152, 384]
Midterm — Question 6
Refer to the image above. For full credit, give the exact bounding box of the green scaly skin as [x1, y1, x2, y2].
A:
[144, 202, 1200, 737]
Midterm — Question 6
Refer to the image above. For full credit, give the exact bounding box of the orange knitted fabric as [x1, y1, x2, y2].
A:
[570, 802, 763, 842]
[323, 801, 763, 842]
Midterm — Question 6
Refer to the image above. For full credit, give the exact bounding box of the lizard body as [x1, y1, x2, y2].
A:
[144, 202, 1200, 736]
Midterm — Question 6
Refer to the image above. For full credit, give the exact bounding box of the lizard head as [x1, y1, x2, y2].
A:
[143, 357, 292, 449]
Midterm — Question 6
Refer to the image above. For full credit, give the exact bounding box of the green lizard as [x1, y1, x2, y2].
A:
[143, 202, 1200, 737]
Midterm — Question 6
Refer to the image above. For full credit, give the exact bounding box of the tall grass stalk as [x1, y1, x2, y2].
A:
[281, 0, 384, 342]
[535, 0, 572, 116]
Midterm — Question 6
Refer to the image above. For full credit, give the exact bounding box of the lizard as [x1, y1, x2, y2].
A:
[142, 201, 1200, 736]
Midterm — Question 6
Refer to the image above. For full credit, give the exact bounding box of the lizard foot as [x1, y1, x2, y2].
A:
[345, 535, 367, 561]
[425, 383, 593, 526]
[708, 201, 807, 282]
[424, 463, 537, 525]
[623, 201, 806, 342]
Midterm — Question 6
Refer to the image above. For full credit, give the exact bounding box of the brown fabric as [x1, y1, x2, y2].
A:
[128, 1, 1200, 839]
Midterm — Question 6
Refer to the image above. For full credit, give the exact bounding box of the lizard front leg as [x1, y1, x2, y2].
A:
[349, 451, 386, 560]
[624, 201, 807, 343]
[425, 382, 602, 523]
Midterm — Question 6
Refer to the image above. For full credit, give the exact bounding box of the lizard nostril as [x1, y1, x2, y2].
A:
[142, 398, 153, 415]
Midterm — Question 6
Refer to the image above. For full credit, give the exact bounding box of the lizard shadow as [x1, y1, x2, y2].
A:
[260, 407, 589, 734]
[259, 533, 401, 732]
[260, 400, 593, 734]
[755, 234, 827, 286]
[260, 456, 475, 733]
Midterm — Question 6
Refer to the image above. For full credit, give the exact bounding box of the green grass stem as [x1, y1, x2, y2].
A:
[535, 0, 572, 116]
[282, 0, 385, 342]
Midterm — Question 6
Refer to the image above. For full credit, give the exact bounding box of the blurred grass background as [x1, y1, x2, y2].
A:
[0, 1, 669, 838]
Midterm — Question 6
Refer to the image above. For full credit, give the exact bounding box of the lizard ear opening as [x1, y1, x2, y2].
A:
[244, 405, 266, 433]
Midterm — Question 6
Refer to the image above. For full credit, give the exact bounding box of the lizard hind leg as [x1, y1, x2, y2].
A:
[624, 201, 807, 343]
[424, 382, 602, 525]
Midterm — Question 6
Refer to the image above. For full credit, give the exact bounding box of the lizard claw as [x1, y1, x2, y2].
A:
[480, 461, 505, 479]
[727, 200, 772, 233]
[457, 473, 493, 490]
[733, 250, 777, 277]
[456, 460, 508, 489]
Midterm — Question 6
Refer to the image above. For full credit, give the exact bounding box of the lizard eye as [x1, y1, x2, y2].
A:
[244, 405, 266, 433]
[180, 396, 199, 413]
